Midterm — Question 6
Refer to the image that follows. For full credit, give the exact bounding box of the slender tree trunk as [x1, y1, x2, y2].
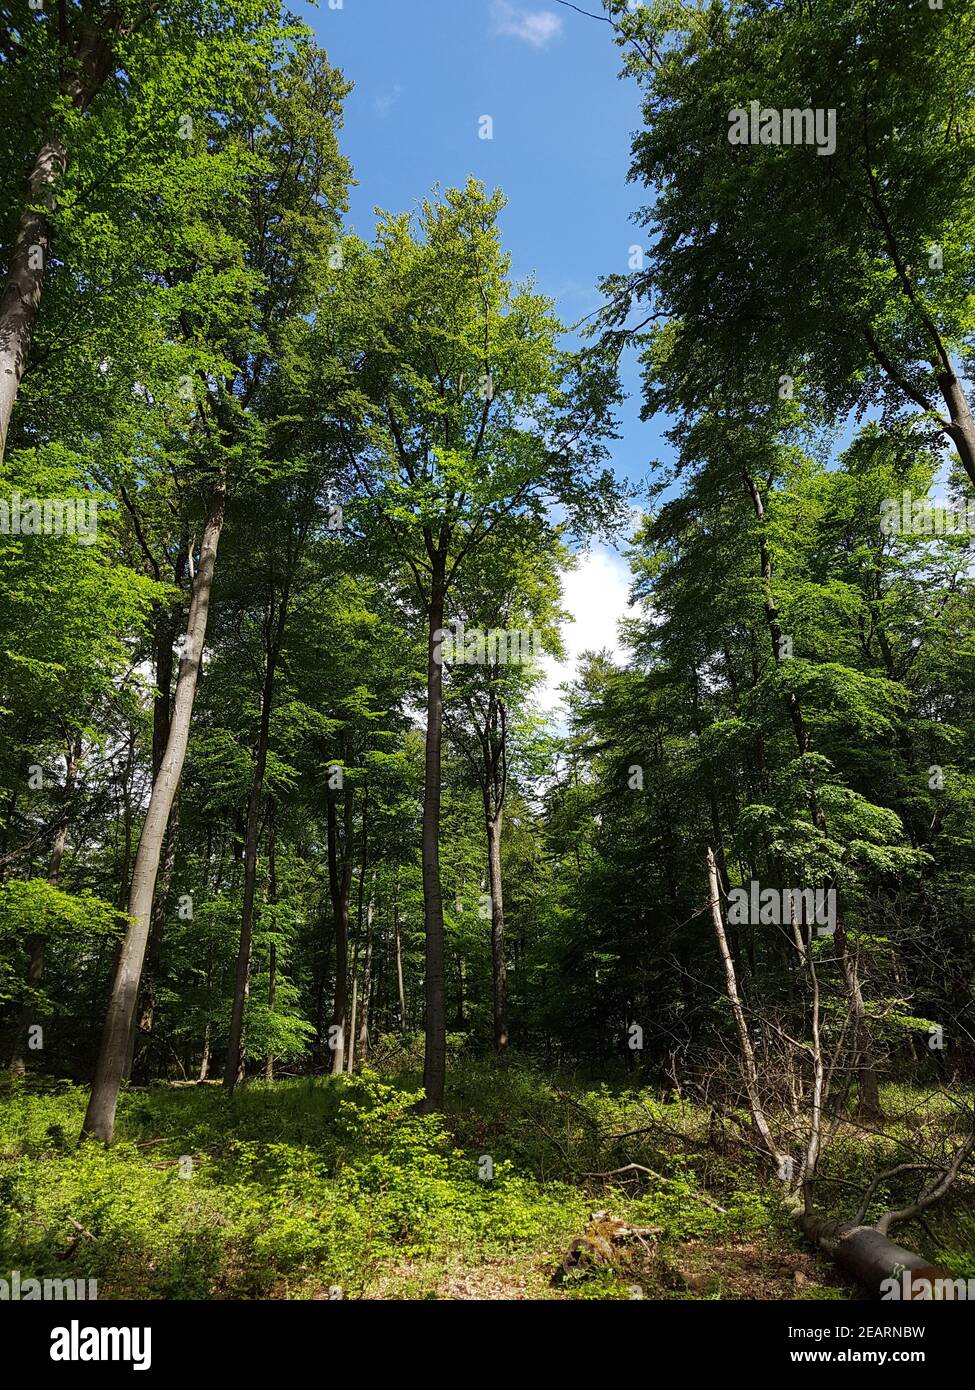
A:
[834, 917, 881, 1118]
[82, 476, 227, 1142]
[115, 727, 137, 912]
[355, 878, 376, 1068]
[485, 811, 508, 1054]
[198, 1023, 211, 1082]
[129, 794, 179, 1086]
[224, 620, 284, 1091]
[706, 847, 784, 1166]
[346, 785, 370, 1073]
[130, 608, 180, 1087]
[327, 770, 354, 1077]
[264, 820, 278, 1083]
[346, 968, 358, 1075]
[8, 737, 79, 1072]
[419, 559, 447, 1111]
[393, 889, 406, 1029]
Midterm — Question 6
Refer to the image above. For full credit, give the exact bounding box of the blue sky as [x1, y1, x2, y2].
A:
[297, 0, 671, 494]
[296, 0, 660, 701]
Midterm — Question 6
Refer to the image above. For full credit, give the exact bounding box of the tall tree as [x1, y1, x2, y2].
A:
[320, 180, 622, 1107]
[81, 34, 351, 1140]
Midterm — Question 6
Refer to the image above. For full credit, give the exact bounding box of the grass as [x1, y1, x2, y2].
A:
[0, 1062, 969, 1300]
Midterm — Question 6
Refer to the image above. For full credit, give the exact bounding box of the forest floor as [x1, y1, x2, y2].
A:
[0, 1060, 971, 1300]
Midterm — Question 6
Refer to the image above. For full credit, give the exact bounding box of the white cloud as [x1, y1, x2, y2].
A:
[537, 546, 634, 714]
[373, 83, 404, 118]
[490, 0, 563, 48]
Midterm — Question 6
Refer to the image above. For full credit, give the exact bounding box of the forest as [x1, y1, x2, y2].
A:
[1, 0, 974, 1318]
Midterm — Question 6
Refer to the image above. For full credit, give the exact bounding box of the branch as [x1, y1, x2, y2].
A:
[875, 1113, 975, 1237]
[585, 1163, 728, 1213]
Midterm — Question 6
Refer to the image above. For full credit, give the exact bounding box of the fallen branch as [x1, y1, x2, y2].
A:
[585, 1162, 728, 1213]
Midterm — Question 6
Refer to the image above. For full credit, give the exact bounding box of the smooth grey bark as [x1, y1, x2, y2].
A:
[354, 876, 376, 1069]
[346, 969, 358, 1076]
[938, 370, 975, 492]
[130, 602, 181, 1085]
[198, 1023, 211, 1082]
[800, 1215, 946, 1298]
[129, 795, 178, 1086]
[393, 881, 406, 1029]
[326, 757, 354, 1077]
[706, 847, 784, 1166]
[419, 555, 447, 1112]
[82, 476, 227, 1141]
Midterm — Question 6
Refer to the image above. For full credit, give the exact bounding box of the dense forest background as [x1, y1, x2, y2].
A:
[0, 0, 973, 1302]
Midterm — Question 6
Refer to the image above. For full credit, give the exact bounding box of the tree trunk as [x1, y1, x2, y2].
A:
[0, 140, 66, 462]
[8, 736, 79, 1073]
[82, 476, 227, 1142]
[419, 560, 447, 1111]
[393, 889, 406, 1029]
[355, 878, 376, 1068]
[706, 847, 784, 1166]
[834, 916, 882, 1119]
[0, 18, 120, 460]
[486, 811, 508, 1054]
[131, 606, 180, 1087]
[264, 820, 278, 1083]
[224, 619, 284, 1091]
[800, 1213, 948, 1298]
[346, 969, 358, 1075]
[326, 769, 354, 1077]
[198, 1023, 211, 1083]
[130, 794, 179, 1086]
[937, 370, 975, 492]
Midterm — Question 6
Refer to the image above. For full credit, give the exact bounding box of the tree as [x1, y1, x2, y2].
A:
[443, 530, 566, 1054]
[319, 179, 622, 1107]
[81, 32, 351, 1141]
[611, 0, 975, 487]
[0, 0, 288, 461]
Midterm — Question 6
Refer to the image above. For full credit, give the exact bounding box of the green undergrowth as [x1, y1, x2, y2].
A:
[0, 1065, 967, 1299]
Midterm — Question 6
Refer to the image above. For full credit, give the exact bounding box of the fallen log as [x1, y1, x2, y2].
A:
[800, 1212, 952, 1299]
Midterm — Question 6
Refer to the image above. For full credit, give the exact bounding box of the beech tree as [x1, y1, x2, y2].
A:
[319, 180, 622, 1108]
[81, 35, 351, 1140]
[608, 0, 975, 486]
